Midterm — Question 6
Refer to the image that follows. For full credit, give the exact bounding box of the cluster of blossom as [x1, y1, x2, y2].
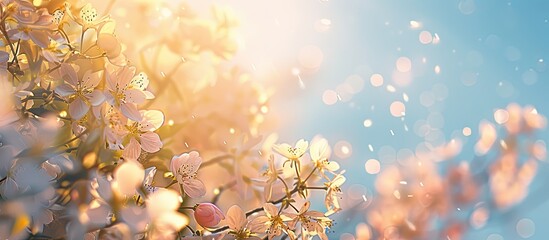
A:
[117, 0, 271, 154]
[344, 104, 547, 239]
[0, 0, 344, 239]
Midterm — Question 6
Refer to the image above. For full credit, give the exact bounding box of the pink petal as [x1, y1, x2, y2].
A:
[182, 178, 206, 198]
[69, 97, 89, 120]
[28, 30, 49, 48]
[121, 103, 142, 121]
[82, 70, 102, 88]
[118, 66, 136, 87]
[123, 138, 141, 161]
[55, 84, 76, 97]
[140, 132, 162, 153]
[124, 89, 146, 104]
[226, 205, 246, 231]
[60, 63, 78, 86]
[186, 151, 202, 172]
[87, 90, 105, 106]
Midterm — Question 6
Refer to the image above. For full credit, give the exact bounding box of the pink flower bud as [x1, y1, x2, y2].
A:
[194, 203, 225, 228]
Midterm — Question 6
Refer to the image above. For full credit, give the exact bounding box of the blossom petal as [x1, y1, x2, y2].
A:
[273, 143, 293, 159]
[125, 89, 146, 104]
[87, 90, 105, 106]
[69, 97, 89, 120]
[140, 110, 164, 131]
[227, 205, 246, 231]
[182, 178, 206, 198]
[82, 70, 102, 88]
[123, 138, 141, 161]
[28, 31, 50, 48]
[140, 132, 162, 153]
[60, 63, 78, 86]
[263, 203, 278, 218]
[55, 84, 76, 97]
[121, 103, 142, 121]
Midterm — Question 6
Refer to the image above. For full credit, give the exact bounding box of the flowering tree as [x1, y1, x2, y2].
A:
[0, 0, 345, 239]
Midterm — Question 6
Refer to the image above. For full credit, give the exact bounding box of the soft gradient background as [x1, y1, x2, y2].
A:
[215, 0, 549, 239]
[112, 0, 549, 238]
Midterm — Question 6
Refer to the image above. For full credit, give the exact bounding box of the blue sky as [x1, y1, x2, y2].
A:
[265, 0, 549, 239]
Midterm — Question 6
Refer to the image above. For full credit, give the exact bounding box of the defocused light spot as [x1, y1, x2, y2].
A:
[420, 91, 435, 107]
[427, 112, 445, 129]
[345, 74, 365, 94]
[463, 127, 472, 136]
[322, 90, 338, 105]
[160, 7, 172, 18]
[396, 57, 412, 72]
[59, 110, 67, 118]
[335, 84, 354, 102]
[168, 119, 174, 126]
[378, 145, 396, 163]
[260, 106, 269, 114]
[386, 84, 396, 93]
[363, 119, 373, 128]
[467, 50, 484, 67]
[470, 207, 489, 229]
[365, 159, 381, 174]
[402, 93, 409, 102]
[339, 233, 355, 240]
[315, 18, 332, 32]
[434, 65, 441, 74]
[496, 80, 515, 98]
[356, 223, 372, 240]
[397, 148, 415, 166]
[458, 0, 476, 15]
[505, 46, 522, 61]
[419, 31, 433, 44]
[370, 73, 384, 87]
[390, 101, 406, 117]
[392, 70, 412, 87]
[461, 71, 479, 86]
[409, 20, 422, 29]
[334, 141, 352, 159]
[516, 218, 535, 238]
[291, 67, 301, 76]
[487, 234, 503, 240]
[432, 83, 449, 101]
[432, 33, 440, 44]
[522, 69, 538, 85]
[298, 45, 324, 69]
[494, 109, 509, 124]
